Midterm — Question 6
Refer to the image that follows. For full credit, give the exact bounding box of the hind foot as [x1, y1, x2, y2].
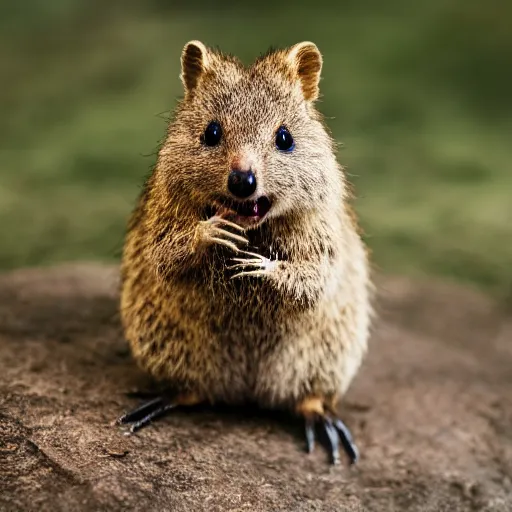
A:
[297, 396, 359, 465]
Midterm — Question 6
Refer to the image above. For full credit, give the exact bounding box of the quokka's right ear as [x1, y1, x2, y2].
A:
[285, 41, 323, 102]
[180, 40, 211, 94]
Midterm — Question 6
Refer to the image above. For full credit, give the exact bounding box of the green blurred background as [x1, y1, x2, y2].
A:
[1, 0, 511, 300]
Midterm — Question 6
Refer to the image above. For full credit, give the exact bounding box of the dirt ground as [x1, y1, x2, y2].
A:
[0, 263, 511, 511]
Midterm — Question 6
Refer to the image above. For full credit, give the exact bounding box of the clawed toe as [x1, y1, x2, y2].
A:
[331, 417, 359, 463]
[303, 414, 359, 465]
[305, 417, 316, 454]
[323, 417, 341, 465]
[115, 392, 202, 434]
[226, 257, 263, 272]
[115, 396, 178, 434]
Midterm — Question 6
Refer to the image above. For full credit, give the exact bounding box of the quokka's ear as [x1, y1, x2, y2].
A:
[286, 41, 323, 102]
[180, 40, 211, 93]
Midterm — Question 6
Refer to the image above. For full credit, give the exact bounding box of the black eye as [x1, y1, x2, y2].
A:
[275, 126, 295, 152]
[202, 121, 222, 147]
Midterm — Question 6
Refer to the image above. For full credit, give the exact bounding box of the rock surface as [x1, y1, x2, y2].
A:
[0, 263, 511, 511]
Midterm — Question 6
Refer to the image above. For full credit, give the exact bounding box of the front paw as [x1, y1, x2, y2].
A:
[194, 216, 249, 253]
[227, 250, 280, 279]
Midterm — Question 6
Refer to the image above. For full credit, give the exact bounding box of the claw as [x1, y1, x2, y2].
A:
[116, 396, 178, 434]
[206, 216, 245, 232]
[115, 393, 201, 435]
[125, 403, 178, 434]
[226, 261, 262, 272]
[209, 237, 240, 253]
[115, 396, 165, 425]
[323, 418, 341, 465]
[236, 249, 267, 260]
[331, 417, 359, 464]
[227, 256, 266, 272]
[230, 270, 269, 279]
[230, 258, 264, 264]
[210, 227, 249, 245]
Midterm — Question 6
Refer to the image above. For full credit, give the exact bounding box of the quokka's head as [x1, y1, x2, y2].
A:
[156, 40, 345, 229]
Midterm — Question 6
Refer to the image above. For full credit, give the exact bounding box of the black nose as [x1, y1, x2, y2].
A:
[227, 169, 257, 199]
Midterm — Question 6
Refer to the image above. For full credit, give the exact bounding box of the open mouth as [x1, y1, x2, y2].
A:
[211, 196, 272, 226]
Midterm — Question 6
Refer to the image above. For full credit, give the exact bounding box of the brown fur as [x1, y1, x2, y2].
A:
[120, 41, 372, 411]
